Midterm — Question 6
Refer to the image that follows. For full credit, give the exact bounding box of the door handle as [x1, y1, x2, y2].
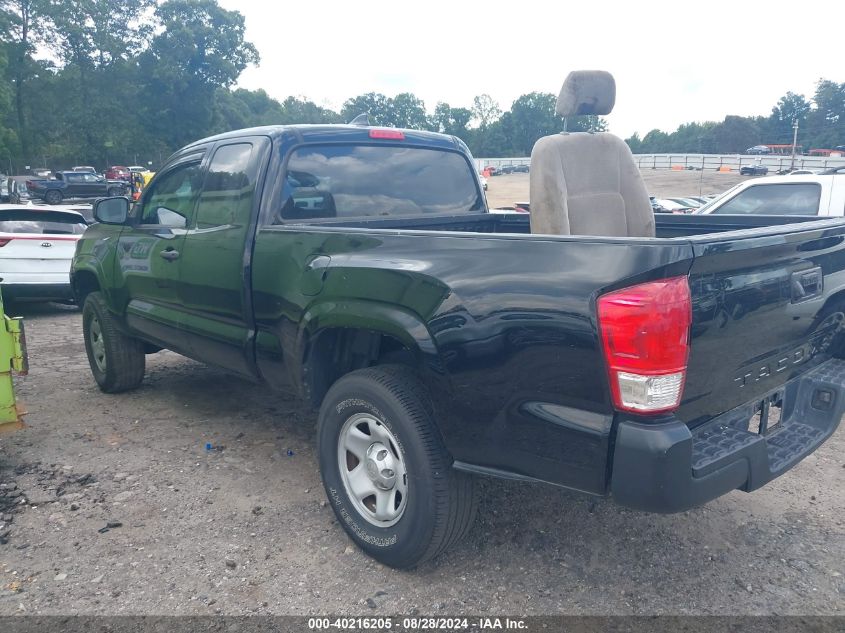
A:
[301, 254, 332, 296]
[159, 249, 180, 261]
[304, 255, 331, 272]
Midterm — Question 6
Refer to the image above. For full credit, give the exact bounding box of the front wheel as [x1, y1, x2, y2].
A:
[318, 365, 476, 568]
[82, 292, 145, 392]
[107, 186, 124, 197]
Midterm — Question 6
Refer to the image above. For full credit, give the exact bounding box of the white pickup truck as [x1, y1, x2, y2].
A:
[696, 171, 845, 216]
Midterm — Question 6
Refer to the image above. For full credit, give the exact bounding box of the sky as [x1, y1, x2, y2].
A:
[219, 0, 845, 139]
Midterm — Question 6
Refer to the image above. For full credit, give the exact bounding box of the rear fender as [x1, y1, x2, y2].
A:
[296, 299, 446, 397]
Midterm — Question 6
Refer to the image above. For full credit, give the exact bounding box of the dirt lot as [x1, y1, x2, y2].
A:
[485, 169, 747, 209]
[0, 172, 843, 616]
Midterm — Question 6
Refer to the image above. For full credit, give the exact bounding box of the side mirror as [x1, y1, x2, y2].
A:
[94, 196, 130, 224]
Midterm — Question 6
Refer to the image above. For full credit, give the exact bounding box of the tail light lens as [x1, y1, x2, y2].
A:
[0, 238, 10, 247]
[597, 276, 692, 414]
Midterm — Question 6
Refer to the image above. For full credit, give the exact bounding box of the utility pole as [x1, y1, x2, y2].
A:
[790, 119, 799, 171]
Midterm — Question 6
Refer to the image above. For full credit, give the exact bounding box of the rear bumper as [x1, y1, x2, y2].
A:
[611, 358, 845, 513]
[1, 283, 74, 302]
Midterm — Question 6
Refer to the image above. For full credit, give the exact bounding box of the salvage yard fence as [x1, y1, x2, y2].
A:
[632, 154, 845, 172]
[476, 154, 845, 173]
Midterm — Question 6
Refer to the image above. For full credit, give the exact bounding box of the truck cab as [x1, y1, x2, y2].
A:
[696, 173, 845, 217]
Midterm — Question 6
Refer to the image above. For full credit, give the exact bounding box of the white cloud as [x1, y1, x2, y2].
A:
[221, 0, 845, 139]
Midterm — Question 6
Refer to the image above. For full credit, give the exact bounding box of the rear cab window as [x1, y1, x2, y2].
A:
[0, 210, 87, 234]
[277, 144, 484, 222]
[711, 183, 822, 215]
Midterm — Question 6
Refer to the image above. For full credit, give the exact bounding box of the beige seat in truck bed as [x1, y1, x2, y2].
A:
[529, 70, 655, 237]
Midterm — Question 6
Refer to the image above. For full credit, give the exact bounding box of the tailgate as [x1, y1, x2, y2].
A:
[677, 218, 845, 426]
[0, 236, 78, 280]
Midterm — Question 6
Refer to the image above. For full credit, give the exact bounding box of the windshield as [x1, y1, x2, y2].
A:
[0, 210, 86, 234]
[279, 144, 484, 221]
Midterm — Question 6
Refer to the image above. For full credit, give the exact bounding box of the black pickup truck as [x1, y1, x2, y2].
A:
[72, 125, 845, 568]
[27, 171, 126, 204]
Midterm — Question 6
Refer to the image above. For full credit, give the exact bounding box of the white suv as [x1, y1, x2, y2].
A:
[695, 173, 845, 217]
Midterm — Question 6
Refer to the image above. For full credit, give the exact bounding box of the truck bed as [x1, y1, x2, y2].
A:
[281, 211, 828, 239]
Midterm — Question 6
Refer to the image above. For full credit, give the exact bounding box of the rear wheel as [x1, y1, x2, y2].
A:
[317, 365, 476, 568]
[82, 292, 145, 393]
[44, 190, 62, 204]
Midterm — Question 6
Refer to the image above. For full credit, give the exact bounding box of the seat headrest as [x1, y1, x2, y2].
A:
[555, 71, 616, 117]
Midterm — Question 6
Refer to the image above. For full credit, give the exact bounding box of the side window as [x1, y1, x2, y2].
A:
[66, 173, 82, 183]
[713, 183, 822, 215]
[140, 161, 203, 227]
[195, 143, 255, 230]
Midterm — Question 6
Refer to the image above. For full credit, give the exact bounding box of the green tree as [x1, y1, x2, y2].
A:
[432, 101, 451, 133]
[805, 79, 845, 149]
[471, 94, 500, 128]
[340, 92, 393, 125]
[705, 115, 761, 153]
[640, 129, 669, 153]
[667, 121, 715, 153]
[391, 92, 429, 130]
[509, 92, 565, 155]
[431, 102, 472, 138]
[767, 91, 810, 145]
[1, 0, 52, 159]
[139, 0, 259, 149]
[278, 96, 341, 124]
[625, 132, 642, 153]
[0, 46, 21, 167]
[47, 0, 154, 68]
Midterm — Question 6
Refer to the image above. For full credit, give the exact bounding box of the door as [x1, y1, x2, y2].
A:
[82, 173, 107, 196]
[116, 157, 204, 352]
[63, 172, 86, 197]
[177, 140, 265, 376]
[708, 182, 823, 216]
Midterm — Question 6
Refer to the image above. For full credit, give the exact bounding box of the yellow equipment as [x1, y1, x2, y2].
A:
[0, 287, 28, 432]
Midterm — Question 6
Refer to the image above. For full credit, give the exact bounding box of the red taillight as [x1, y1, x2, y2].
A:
[597, 276, 692, 414]
[0, 238, 10, 247]
[369, 129, 405, 140]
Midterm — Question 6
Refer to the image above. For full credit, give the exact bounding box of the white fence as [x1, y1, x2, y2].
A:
[632, 154, 845, 172]
[474, 158, 530, 171]
[476, 154, 845, 173]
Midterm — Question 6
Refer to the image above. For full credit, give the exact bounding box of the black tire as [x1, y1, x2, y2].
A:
[82, 292, 145, 393]
[44, 189, 62, 204]
[318, 365, 476, 568]
[107, 186, 124, 197]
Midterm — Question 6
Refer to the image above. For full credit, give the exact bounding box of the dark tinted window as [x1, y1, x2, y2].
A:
[279, 144, 483, 221]
[0, 210, 86, 234]
[196, 143, 255, 229]
[713, 183, 822, 215]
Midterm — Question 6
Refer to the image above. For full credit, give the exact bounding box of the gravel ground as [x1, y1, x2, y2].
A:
[0, 181, 844, 615]
[484, 169, 748, 209]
